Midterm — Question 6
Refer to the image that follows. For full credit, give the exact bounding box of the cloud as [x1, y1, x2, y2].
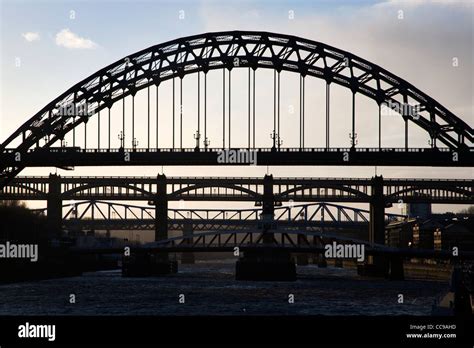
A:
[22, 32, 40, 42]
[55, 29, 97, 49]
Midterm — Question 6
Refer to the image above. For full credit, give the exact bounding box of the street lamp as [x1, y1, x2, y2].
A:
[270, 131, 283, 150]
[349, 132, 358, 147]
[194, 131, 201, 150]
[118, 131, 125, 148]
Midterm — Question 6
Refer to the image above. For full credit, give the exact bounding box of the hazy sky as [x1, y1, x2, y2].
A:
[0, 0, 472, 213]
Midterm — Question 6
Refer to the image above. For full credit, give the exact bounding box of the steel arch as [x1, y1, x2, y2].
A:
[1, 30, 472, 182]
[169, 183, 260, 200]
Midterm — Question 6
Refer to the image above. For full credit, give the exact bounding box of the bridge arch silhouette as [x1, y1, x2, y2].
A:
[1, 30, 473, 189]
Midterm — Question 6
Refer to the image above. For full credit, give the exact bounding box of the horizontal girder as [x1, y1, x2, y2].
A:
[2, 175, 472, 204]
[72, 230, 474, 260]
[0, 147, 472, 168]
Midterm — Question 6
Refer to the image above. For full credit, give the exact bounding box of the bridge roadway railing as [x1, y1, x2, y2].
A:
[1, 146, 459, 154]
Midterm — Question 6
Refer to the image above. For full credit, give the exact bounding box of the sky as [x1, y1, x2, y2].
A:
[0, 0, 473, 213]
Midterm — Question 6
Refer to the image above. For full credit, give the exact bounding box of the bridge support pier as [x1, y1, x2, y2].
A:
[236, 175, 296, 281]
[369, 175, 385, 247]
[155, 174, 168, 242]
[317, 254, 328, 268]
[47, 174, 63, 239]
[388, 256, 404, 280]
[296, 234, 309, 266]
[236, 249, 296, 281]
[123, 174, 178, 277]
[181, 223, 195, 264]
[261, 174, 275, 243]
[359, 175, 389, 277]
[312, 237, 327, 267]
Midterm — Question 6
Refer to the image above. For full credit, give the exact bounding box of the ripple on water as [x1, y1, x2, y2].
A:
[0, 263, 447, 316]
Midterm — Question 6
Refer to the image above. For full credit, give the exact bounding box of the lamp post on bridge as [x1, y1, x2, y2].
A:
[194, 131, 201, 150]
[349, 132, 358, 148]
[132, 138, 139, 151]
[204, 137, 210, 151]
[118, 131, 125, 149]
[270, 131, 283, 150]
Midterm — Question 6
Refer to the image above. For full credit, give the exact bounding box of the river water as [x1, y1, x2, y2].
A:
[0, 261, 448, 316]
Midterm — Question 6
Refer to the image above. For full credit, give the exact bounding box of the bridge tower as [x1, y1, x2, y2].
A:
[47, 174, 62, 238]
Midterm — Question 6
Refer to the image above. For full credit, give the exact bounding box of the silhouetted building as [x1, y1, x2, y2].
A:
[385, 218, 418, 248]
[406, 201, 432, 219]
[434, 219, 474, 252]
[412, 219, 444, 249]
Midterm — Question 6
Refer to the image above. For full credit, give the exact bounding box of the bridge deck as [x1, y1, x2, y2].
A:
[1, 147, 472, 167]
[2, 175, 472, 204]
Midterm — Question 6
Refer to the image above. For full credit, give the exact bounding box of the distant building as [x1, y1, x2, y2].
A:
[412, 219, 444, 250]
[385, 218, 418, 248]
[406, 202, 432, 220]
[435, 219, 474, 252]
[387, 215, 474, 253]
